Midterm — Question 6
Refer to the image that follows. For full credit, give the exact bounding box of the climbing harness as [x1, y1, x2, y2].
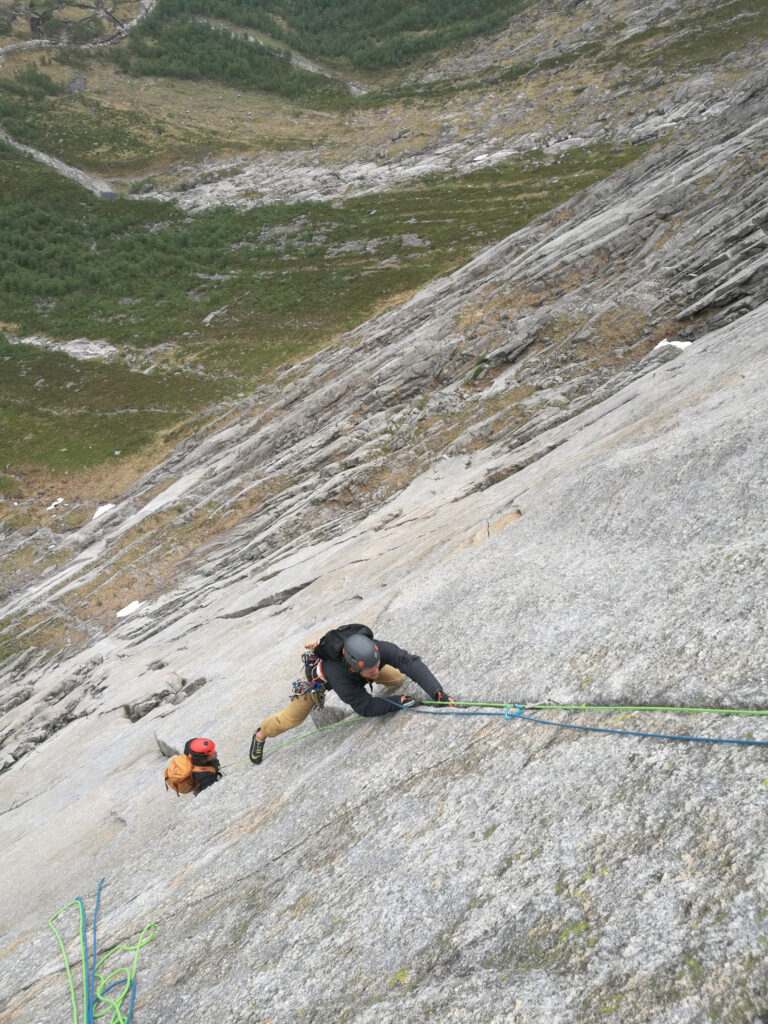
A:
[290, 645, 375, 706]
[48, 877, 155, 1024]
[289, 650, 328, 706]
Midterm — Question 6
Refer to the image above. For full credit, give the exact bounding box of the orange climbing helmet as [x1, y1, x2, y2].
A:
[187, 737, 216, 758]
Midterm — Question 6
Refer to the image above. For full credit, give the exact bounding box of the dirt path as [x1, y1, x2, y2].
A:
[0, 0, 160, 193]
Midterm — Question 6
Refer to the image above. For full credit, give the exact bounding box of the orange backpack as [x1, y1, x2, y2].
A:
[164, 753, 198, 795]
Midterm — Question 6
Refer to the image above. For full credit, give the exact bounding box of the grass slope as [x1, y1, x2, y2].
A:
[0, 137, 649, 489]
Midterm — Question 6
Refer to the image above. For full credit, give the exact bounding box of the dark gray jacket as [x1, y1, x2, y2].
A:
[320, 640, 441, 717]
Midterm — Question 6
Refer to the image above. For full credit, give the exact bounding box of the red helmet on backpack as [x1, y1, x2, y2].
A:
[188, 737, 216, 757]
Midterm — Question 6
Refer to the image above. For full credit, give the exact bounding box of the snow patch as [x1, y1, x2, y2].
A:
[92, 504, 116, 520]
[116, 600, 143, 618]
[654, 338, 693, 351]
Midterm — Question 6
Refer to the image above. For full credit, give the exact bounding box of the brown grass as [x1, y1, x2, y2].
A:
[51, 469, 294, 628]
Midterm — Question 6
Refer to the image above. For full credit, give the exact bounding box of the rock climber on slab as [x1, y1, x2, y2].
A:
[249, 624, 454, 764]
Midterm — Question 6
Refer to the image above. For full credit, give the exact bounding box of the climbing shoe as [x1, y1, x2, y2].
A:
[249, 731, 265, 765]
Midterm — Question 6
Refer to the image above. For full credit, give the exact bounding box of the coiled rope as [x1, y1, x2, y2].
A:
[48, 877, 155, 1024]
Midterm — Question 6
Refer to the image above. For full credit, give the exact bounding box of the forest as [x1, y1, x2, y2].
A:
[109, 19, 348, 99]
[0, 65, 64, 142]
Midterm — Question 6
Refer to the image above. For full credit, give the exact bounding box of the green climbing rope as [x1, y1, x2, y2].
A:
[222, 713, 366, 769]
[49, 878, 155, 1024]
[420, 700, 768, 715]
[223, 696, 768, 768]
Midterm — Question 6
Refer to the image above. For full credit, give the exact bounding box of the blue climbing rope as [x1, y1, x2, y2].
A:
[382, 698, 768, 747]
[503, 704, 768, 747]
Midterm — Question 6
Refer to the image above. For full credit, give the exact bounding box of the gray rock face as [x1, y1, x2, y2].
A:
[1, 298, 766, 1024]
[1, 6, 768, 1022]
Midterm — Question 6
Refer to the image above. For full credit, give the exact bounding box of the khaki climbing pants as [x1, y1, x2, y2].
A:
[259, 664, 405, 738]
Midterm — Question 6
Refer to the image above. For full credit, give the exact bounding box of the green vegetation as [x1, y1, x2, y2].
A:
[538, 41, 604, 72]
[390, 966, 410, 986]
[0, 334, 202, 473]
[0, 137, 649, 477]
[109, 19, 349, 101]
[0, 63, 225, 172]
[0, 66, 65, 143]
[98, 0, 768, 104]
[0, 138, 649, 351]
[661, 0, 768, 66]
[558, 918, 588, 942]
[124, 0, 532, 77]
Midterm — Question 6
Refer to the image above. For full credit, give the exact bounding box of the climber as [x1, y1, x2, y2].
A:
[249, 624, 454, 764]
